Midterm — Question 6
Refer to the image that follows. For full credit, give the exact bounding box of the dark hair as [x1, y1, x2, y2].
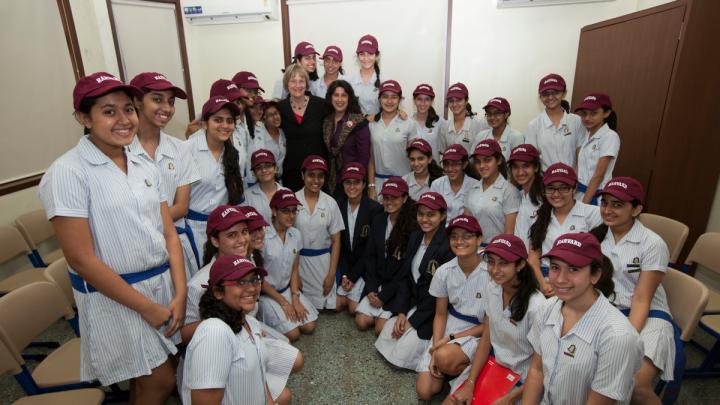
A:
[508, 260, 540, 322]
[589, 199, 641, 242]
[510, 158, 544, 206]
[251, 249, 264, 267]
[293, 54, 319, 81]
[603, 107, 618, 131]
[373, 51, 381, 89]
[198, 287, 245, 333]
[465, 102, 476, 117]
[474, 152, 508, 180]
[324, 80, 362, 115]
[202, 108, 244, 204]
[560, 100, 570, 113]
[386, 196, 418, 259]
[77, 89, 137, 135]
[407, 148, 444, 184]
[263, 102, 280, 124]
[244, 109, 256, 139]
[202, 232, 219, 267]
[592, 257, 615, 299]
[529, 197, 553, 251]
[413, 95, 440, 129]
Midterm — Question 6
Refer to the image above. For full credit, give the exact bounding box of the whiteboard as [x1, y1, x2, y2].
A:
[110, 0, 191, 139]
[287, 0, 449, 113]
[0, 1, 78, 184]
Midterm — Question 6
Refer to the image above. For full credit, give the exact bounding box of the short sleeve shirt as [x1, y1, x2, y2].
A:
[263, 225, 302, 290]
[473, 126, 525, 161]
[186, 132, 229, 213]
[525, 111, 586, 171]
[294, 189, 345, 249]
[464, 175, 521, 241]
[430, 175, 481, 220]
[539, 202, 602, 268]
[429, 257, 490, 321]
[577, 124, 620, 188]
[369, 114, 414, 177]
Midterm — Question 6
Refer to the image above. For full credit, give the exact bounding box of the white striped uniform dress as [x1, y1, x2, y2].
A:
[525, 110, 586, 171]
[514, 191, 540, 246]
[369, 114, 414, 191]
[182, 259, 299, 401]
[473, 126, 525, 161]
[335, 201, 365, 302]
[181, 317, 268, 405]
[129, 133, 201, 277]
[440, 115, 489, 156]
[411, 114, 447, 163]
[38, 136, 179, 385]
[418, 258, 489, 391]
[294, 189, 345, 309]
[244, 183, 288, 226]
[348, 69, 381, 116]
[259, 225, 319, 333]
[249, 124, 287, 179]
[528, 295, 644, 405]
[402, 171, 432, 202]
[430, 175, 480, 221]
[601, 220, 675, 380]
[464, 175, 521, 241]
[185, 131, 232, 259]
[538, 202, 602, 272]
[576, 124, 620, 202]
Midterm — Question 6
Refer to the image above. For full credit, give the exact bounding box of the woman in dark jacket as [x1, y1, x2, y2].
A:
[279, 63, 328, 191]
[322, 80, 370, 196]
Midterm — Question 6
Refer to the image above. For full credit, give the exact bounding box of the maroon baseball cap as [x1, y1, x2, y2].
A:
[356, 34, 379, 54]
[231, 71, 265, 93]
[238, 206, 269, 232]
[203, 255, 267, 288]
[538, 73, 566, 94]
[206, 205, 249, 238]
[73, 72, 143, 110]
[442, 144, 468, 161]
[483, 97, 510, 113]
[574, 92, 612, 112]
[209, 79, 243, 101]
[406, 138, 432, 155]
[543, 163, 577, 186]
[472, 139, 502, 157]
[507, 144, 540, 163]
[380, 177, 409, 197]
[322, 45, 343, 61]
[597, 176, 645, 205]
[445, 214, 482, 236]
[270, 189, 302, 209]
[416, 192, 447, 211]
[340, 162, 366, 181]
[129, 72, 187, 99]
[484, 234, 528, 261]
[379, 80, 402, 95]
[301, 155, 328, 173]
[542, 232, 603, 267]
[413, 84, 435, 98]
[201, 96, 241, 118]
[446, 82, 469, 100]
[294, 41, 319, 57]
[250, 149, 276, 169]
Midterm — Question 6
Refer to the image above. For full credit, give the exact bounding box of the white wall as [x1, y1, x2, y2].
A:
[70, 0, 119, 75]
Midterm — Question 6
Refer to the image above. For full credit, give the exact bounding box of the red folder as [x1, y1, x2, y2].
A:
[454, 355, 521, 405]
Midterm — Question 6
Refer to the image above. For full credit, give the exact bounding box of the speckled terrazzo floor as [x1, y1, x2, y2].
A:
[2, 312, 719, 405]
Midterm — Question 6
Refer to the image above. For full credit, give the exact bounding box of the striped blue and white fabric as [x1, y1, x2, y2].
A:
[528, 295, 644, 404]
[473, 126, 525, 161]
[129, 132, 201, 277]
[244, 182, 288, 226]
[514, 191, 540, 246]
[464, 175, 521, 241]
[539, 202, 602, 269]
[38, 136, 178, 385]
[430, 175, 480, 221]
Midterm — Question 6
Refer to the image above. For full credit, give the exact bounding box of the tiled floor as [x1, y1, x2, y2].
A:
[2, 312, 718, 404]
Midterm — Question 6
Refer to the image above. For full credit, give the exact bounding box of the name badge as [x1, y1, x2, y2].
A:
[563, 344, 576, 358]
[476, 292, 482, 299]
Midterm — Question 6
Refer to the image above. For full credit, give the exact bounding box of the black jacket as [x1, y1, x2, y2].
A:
[279, 95, 328, 191]
[337, 195, 383, 283]
[361, 213, 407, 311]
[391, 227, 454, 340]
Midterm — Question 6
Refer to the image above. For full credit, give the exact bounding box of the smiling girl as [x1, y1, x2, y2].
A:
[509, 144, 544, 246]
[349, 34, 382, 116]
[312, 45, 345, 98]
[431, 144, 480, 220]
[474, 97, 524, 161]
[440, 82, 488, 155]
[411, 84, 446, 163]
[402, 138, 444, 201]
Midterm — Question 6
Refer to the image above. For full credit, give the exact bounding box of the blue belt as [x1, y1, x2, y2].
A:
[449, 304, 481, 325]
[68, 262, 170, 293]
[277, 283, 291, 294]
[620, 308, 685, 404]
[374, 173, 393, 179]
[541, 265, 549, 277]
[577, 182, 599, 205]
[176, 222, 201, 268]
[186, 209, 209, 222]
[299, 247, 331, 256]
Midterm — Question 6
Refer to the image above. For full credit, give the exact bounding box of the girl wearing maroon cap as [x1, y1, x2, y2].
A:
[355, 177, 418, 333]
[335, 163, 383, 314]
[39, 72, 186, 401]
[128, 72, 201, 277]
[440, 82, 489, 155]
[376, 192, 453, 371]
[367, 80, 414, 198]
[294, 156, 345, 310]
[575, 93, 621, 206]
[591, 177, 676, 404]
[403, 139, 444, 201]
[451, 234, 545, 405]
[465, 139, 520, 242]
[185, 97, 245, 260]
[528, 163, 601, 296]
[245, 149, 288, 224]
[250, 100, 286, 181]
[349, 34, 382, 116]
[474, 97, 524, 161]
[431, 144, 481, 220]
[312, 45, 345, 98]
[411, 84, 447, 163]
[416, 215, 487, 401]
[322, 79, 371, 196]
[525, 73, 585, 171]
[272, 41, 320, 99]
[508, 144, 544, 247]
[523, 233, 643, 404]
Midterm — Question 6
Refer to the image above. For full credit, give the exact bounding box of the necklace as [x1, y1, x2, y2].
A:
[291, 96, 308, 112]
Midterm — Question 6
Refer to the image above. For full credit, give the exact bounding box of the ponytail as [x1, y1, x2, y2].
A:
[590, 224, 610, 246]
[338, 65, 345, 75]
[465, 101, 476, 117]
[529, 198, 552, 251]
[251, 249, 264, 267]
[495, 153, 508, 179]
[527, 159, 544, 206]
[509, 260, 540, 322]
[604, 108, 618, 131]
[373, 51, 381, 89]
[592, 256, 615, 300]
[560, 100, 570, 113]
[222, 139, 244, 205]
[244, 109, 255, 139]
[428, 160, 444, 184]
[203, 236, 219, 267]
[425, 106, 440, 129]
[386, 196, 418, 258]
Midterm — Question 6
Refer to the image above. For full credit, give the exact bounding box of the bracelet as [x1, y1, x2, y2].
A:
[292, 291, 301, 296]
[465, 378, 475, 386]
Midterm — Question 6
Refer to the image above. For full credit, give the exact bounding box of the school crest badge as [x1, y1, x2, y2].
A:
[144, 179, 152, 187]
[569, 225, 576, 231]
[168, 162, 175, 171]
[427, 260, 439, 276]
[491, 196, 498, 202]
[360, 225, 369, 238]
[476, 292, 482, 299]
[321, 212, 325, 218]
[633, 257, 640, 264]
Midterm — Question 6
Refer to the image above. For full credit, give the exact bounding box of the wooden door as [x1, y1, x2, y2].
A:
[572, 2, 686, 190]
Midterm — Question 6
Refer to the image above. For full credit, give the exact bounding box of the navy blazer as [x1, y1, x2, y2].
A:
[391, 227, 454, 340]
[337, 195, 383, 283]
[361, 213, 408, 310]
